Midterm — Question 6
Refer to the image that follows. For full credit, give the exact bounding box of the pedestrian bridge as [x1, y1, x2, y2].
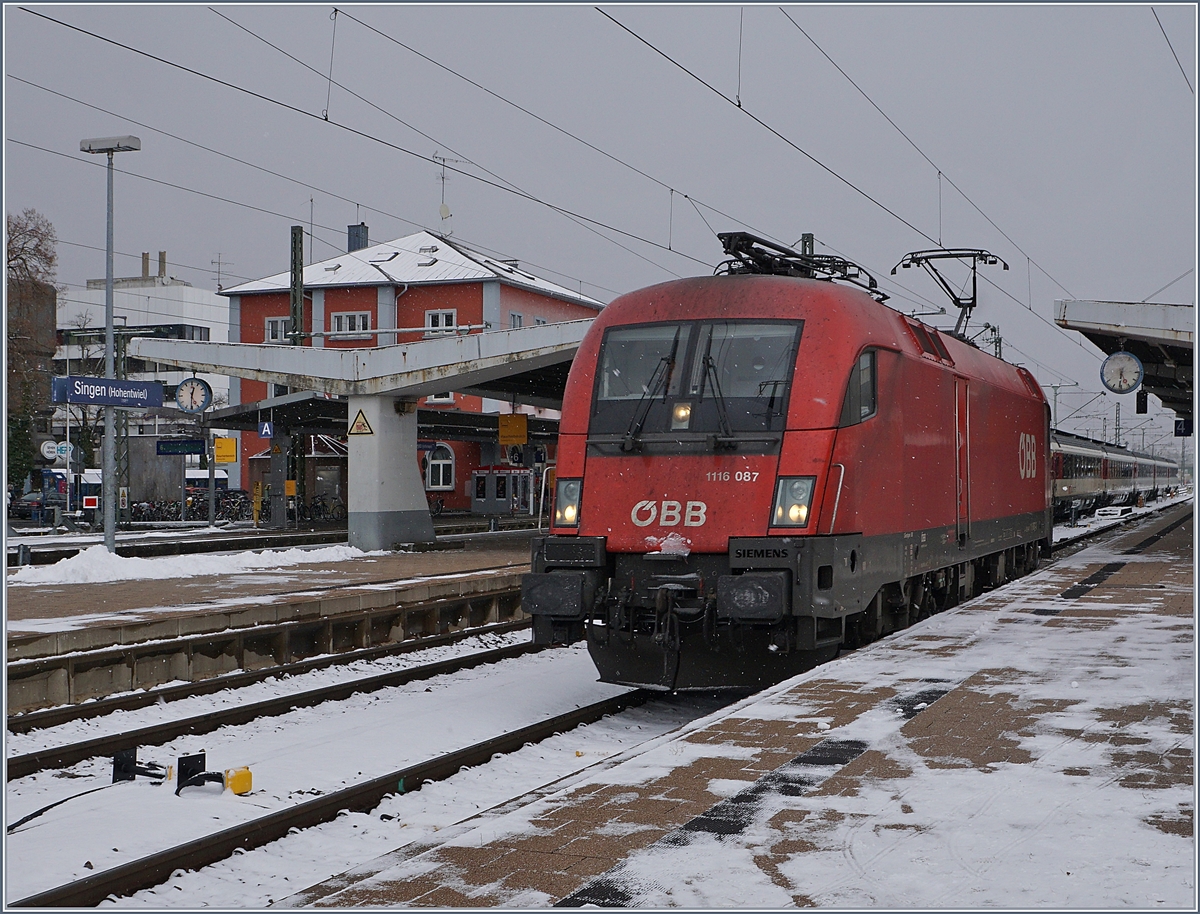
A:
[129, 320, 591, 549]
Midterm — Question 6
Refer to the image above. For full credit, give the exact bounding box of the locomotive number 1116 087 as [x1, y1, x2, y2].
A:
[706, 471, 760, 482]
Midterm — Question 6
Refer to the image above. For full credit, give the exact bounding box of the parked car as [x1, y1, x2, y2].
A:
[11, 491, 68, 520]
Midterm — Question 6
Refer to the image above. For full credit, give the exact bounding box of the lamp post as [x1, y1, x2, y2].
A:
[80, 135, 140, 551]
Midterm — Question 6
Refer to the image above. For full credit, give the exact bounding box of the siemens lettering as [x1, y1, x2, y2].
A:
[52, 376, 163, 408]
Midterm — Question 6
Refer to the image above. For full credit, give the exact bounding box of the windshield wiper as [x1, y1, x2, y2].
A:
[702, 355, 736, 448]
[622, 331, 680, 452]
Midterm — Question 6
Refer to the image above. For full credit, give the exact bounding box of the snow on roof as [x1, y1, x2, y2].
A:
[222, 231, 603, 310]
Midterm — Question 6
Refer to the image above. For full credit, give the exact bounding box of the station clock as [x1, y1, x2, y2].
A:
[1099, 351, 1144, 394]
[175, 377, 213, 413]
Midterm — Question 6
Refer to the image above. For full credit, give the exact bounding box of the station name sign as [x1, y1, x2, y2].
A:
[52, 376, 163, 408]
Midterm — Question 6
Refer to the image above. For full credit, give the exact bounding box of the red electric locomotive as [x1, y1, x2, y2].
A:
[523, 234, 1052, 691]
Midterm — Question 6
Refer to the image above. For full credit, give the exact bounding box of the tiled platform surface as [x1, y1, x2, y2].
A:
[5, 530, 536, 639]
[285, 502, 1194, 909]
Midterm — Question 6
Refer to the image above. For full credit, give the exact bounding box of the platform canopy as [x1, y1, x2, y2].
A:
[206, 390, 561, 443]
[130, 322, 591, 549]
[128, 320, 590, 410]
[1055, 299, 1193, 422]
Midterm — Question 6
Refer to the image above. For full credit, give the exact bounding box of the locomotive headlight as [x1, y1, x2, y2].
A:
[771, 477, 816, 528]
[555, 478, 582, 528]
[671, 402, 692, 430]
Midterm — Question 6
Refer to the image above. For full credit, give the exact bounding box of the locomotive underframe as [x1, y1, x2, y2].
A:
[524, 512, 1049, 691]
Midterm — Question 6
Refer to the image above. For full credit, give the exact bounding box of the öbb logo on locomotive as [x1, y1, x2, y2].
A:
[630, 499, 708, 527]
[1018, 432, 1039, 480]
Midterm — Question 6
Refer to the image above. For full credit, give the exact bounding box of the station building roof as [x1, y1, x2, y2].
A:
[221, 231, 604, 310]
[1055, 299, 1193, 422]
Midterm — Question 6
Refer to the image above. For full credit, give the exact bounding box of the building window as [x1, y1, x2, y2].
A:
[425, 310, 457, 335]
[331, 312, 371, 339]
[510, 312, 524, 329]
[426, 392, 455, 404]
[425, 443, 454, 490]
[272, 383, 289, 398]
[535, 317, 547, 326]
[265, 317, 290, 343]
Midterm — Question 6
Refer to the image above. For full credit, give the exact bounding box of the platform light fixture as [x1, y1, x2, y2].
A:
[80, 134, 141, 552]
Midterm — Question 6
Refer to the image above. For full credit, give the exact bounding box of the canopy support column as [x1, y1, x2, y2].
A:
[347, 395, 434, 549]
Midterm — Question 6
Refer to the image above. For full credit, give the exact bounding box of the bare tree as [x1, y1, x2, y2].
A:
[7, 209, 60, 490]
[7, 208, 59, 284]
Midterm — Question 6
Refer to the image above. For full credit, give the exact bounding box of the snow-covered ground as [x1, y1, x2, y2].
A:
[6, 522, 253, 545]
[6, 544, 381, 587]
[6, 629, 533, 756]
[1051, 488, 1193, 545]
[3, 642, 641, 903]
[4, 497, 1190, 907]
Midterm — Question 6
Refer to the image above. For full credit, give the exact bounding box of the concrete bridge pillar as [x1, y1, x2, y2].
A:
[347, 395, 435, 550]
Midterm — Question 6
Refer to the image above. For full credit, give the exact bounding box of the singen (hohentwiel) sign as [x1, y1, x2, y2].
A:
[51, 376, 164, 408]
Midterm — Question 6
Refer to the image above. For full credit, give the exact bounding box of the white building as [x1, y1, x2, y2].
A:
[52, 251, 239, 489]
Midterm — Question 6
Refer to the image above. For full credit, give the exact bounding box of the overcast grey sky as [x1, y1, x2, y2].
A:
[4, 3, 1195, 449]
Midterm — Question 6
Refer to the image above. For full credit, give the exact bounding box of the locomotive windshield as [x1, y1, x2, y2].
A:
[591, 320, 802, 442]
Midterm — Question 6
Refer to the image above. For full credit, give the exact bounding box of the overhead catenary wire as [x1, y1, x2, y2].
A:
[9, 72, 623, 298]
[777, 7, 1079, 303]
[9, 138, 348, 259]
[208, 9, 680, 283]
[22, 8, 715, 273]
[1151, 7, 1194, 95]
[596, 7, 936, 247]
[335, 5, 778, 242]
[597, 8, 1101, 359]
[1141, 267, 1194, 303]
[774, 7, 1102, 351]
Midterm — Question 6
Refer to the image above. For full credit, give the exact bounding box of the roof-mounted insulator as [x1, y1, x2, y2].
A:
[715, 232, 888, 302]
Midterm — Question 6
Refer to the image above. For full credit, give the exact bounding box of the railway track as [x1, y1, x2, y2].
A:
[8, 688, 650, 908]
[7, 618, 531, 736]
[7, 637, 541, 781]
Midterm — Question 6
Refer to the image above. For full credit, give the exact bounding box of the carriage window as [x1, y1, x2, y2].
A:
[839, 350, 877, 426]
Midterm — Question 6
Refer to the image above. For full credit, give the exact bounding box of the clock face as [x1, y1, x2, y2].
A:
[176, 377, 212, 413]
[1100, 351, 1143, 394]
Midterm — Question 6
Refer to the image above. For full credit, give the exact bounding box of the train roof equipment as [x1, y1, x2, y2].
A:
[891, 248, 1009, 338]
[716, 232, 888, 303]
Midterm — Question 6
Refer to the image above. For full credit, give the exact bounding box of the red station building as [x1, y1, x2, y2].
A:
[221, 229, 603, 512]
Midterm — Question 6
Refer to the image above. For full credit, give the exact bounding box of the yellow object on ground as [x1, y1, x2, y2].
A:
[225, 766, 252, 795]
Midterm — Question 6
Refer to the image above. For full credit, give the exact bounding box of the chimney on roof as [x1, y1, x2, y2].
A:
[141, 252, 150, 277]
[348, 223, 369, 253]
[158, 251, 167, 278]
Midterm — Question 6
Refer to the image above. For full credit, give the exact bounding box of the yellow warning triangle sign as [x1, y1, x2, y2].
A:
[348, 409, 374, 435]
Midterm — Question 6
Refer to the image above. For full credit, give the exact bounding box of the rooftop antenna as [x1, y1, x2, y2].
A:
[211, 253, 233, 292]
[891, 248, 1008, 338]
[432, 151, 468, 226]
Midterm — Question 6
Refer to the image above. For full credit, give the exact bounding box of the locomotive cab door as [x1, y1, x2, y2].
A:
[955, 378, 970, 545]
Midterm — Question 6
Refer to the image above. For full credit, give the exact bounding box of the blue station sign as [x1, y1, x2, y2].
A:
[52, 376, 164, 408]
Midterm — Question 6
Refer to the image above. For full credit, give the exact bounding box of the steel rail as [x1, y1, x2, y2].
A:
[9, 689, 650, 908]
[8, 618, 531, 735]
[1051, 498, 1192, 555]
[7, 641, 541, 781]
